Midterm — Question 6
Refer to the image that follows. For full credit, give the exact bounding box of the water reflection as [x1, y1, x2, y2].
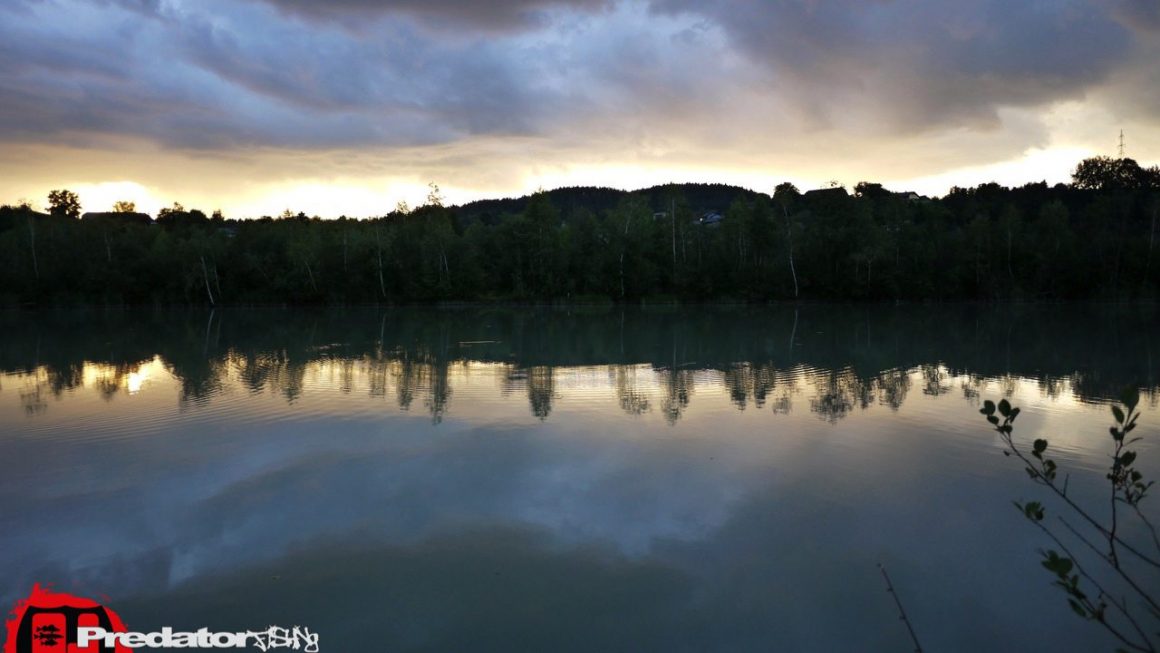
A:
[3, 305, 1159, 653]
[2, 305, 1159, 423]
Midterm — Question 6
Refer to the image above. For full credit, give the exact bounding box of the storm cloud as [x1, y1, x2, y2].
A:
[253, 0, 614, 32]
[650, 0, 1137, 132]
[0, 0, 1157, 215]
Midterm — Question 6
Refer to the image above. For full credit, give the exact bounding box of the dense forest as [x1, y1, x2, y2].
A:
[1, 156, 1157, 306]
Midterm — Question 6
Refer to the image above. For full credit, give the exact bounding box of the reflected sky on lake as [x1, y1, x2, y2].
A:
[1, 306, 1158, 652]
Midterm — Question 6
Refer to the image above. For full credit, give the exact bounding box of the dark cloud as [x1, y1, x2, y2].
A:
[0, 0, 562, 151]
[254, 0, 612, 32]
[5, 0, 1146, 153]
[0, 0, 1157, 203]
[93, 0, 163, 16]
[1114, 0, 1160, 32]
[166, 8, 557, 144]
[649, 0, 1136, 132]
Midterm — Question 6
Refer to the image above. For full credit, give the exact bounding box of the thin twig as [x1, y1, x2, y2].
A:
[1111, 436, 1125, 569]
[1058, 516, 1160, 615]
[1001, 433, 1160, 569]
[878, 563, 924, 653]
[1059, 516, 1117, 566]
[1028, 520, 1155, 652]
[1129, 503, 1160, 554]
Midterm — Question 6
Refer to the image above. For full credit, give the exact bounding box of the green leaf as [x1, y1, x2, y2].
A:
[1111, 405, 1124, 424]
[1042, 551, 1075, 578]
[988, 415, 999, 425]
[1068, 598, 1087, 618]
[982, 400, 996, 415]
[1120, 386, 1139, 411]
[1120, 451, 1136, 467]
[1033, 439, 1048, 454]
[1022, 501, 1045, 521]
[998, 399, 1011, 417]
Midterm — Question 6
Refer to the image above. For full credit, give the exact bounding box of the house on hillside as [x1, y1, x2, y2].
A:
[803, 187, 849, 201]
[81, 211, 152, 226]
[894, 191, 930, 203]
[697, 211, 723, 227]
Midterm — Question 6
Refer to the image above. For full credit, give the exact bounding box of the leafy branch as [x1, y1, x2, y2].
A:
[981, 388, 1159, 652]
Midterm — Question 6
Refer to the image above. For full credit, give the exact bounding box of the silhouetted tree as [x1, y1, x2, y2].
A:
[48, 189, 80, 219]
[1072, 156, 1155, 191]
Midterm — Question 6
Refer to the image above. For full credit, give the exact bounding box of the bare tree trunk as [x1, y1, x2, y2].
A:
[375, 229, 387, 299]
[202, 309, 215, 357]
[788, 307, 798, 358]
[378, 255, 387, 298]
[212, 261, 223, 300]
[788, 245, 798, 298]
[1147, 204, 1157, 284]
[619, 251, 625, 299]
[303, 259, 318, 293]
[620, 214, 631, 299]
[27, 218, 39, 281]
[781, 205, 798, 298]
[199, 255, 216, 305]
[671, 198, 677, 286]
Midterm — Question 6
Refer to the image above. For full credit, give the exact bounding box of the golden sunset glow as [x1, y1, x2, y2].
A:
[2, 1, 1157, 217]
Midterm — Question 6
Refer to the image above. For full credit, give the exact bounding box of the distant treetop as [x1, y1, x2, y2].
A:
[1072, 156, 1160, 191]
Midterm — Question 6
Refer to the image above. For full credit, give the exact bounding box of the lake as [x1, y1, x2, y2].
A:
[2, 304, 1158, 652]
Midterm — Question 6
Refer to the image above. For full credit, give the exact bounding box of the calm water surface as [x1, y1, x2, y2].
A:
[2, 305, 1159, 652]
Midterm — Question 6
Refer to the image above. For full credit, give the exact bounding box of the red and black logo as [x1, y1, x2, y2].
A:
[4, 585, 131, 653]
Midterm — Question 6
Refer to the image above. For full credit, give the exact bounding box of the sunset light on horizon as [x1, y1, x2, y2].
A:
[2, 0, 1158, 218]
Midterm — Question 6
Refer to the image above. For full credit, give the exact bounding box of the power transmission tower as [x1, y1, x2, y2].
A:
[1119, 129, 1125, 158]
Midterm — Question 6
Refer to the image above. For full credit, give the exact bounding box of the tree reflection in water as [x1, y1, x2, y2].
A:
[2, 305, 1158, 422]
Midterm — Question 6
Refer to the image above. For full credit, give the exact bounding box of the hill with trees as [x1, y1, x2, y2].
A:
[1, 156, 1157, 306]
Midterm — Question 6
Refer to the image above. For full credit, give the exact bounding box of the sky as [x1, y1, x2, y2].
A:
[1, 0, 1159, 218]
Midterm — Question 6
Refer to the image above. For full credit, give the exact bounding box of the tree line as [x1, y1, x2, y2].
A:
[1, 156, 1157, 306]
